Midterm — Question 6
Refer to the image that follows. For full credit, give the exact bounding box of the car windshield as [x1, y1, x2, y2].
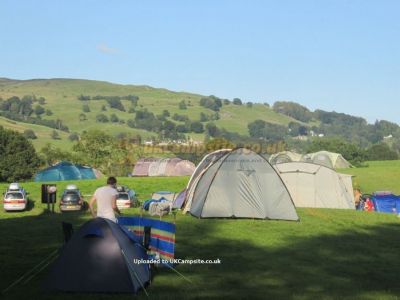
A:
[5, 192, 23, 200]
[118, 193, 129, 200]
[63, 194, 80, 202]
[65, 190, 79, 195]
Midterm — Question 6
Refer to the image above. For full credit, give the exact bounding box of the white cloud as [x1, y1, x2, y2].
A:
[96, 43, 118, 55]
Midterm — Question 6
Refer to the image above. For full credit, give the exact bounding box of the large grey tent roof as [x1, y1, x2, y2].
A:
[275, 162, 354, 209]
[182, 149, 233, 211]
[301, 151, 352, 169]
[184, 148, 299, 220]
[187, 149, 232, 190]
[132, 157, 195, 177]
[45, 218, 150, 293]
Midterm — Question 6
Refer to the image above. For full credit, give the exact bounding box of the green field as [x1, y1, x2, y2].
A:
[1, 161, 400, 299]
[340, 160, 400, 194]
[0, 78, 302, 150]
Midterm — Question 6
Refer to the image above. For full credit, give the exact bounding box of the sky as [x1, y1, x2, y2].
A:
[0, 0, 399, 123]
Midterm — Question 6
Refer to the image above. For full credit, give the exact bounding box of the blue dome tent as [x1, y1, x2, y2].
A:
[35, 161, 98, 182]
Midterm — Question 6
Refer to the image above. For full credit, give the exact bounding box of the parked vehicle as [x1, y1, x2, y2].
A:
[116, 186, 137, 209]
[60, 184, 84, 212]
[3, 183, 28, 211]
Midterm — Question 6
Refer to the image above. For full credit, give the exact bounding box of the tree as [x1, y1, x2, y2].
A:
[223, 99, 230, 105]
[172, 113, 189, 122]
[23, 129, 37, 139]
[248, 119, 287, 142]
[110, 113, 119, 123]
[0, 127, 41, 181]
[200, 112, 209, 122]
[127, 119, 135, 128]
[34, 105, 45, 116]
[273, 101, 313, 123]
[82, 104, 90, 113]
[367, 143, 398, 161]
[40, 143, 72, 166]
[157, 114, 167, 122]
[116, 132, 128, 140]
[46, 109, 53, 116]
[179, 100, 187, 110]
[162, 110, 170, 117]
[96, 114, 109, 123]
[162, 120, 176, 131]
[246, 102, 253, 108]
[206, 122, 219, 137]
[38, 97, 46, 105]
[79, 113, 87, 121]
[78, 95, 91, 101]
[176, 124, 189, 133]
[72, 130, 139, 175]
[190, 121, 204, 133]
[106, 98, 125, 111]
[68, 132, 79, 141]
[51, 130, 60, 140]
[233, 98, 242, 105]
[308, 137, 367, 166]
[211, 112, 220, 120]
[199, 96, 222, 111]
[101, 105, 107, 111]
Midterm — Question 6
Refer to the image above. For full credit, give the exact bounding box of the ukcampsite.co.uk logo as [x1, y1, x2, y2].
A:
[133, 258, 222, 265]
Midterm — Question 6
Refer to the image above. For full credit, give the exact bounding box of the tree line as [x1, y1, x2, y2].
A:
[0, 95, 68, 131]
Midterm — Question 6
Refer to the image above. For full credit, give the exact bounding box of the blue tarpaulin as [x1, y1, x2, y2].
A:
[371, 193, 400, 214]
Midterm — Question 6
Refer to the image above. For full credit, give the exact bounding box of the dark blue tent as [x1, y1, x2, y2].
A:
[372, 193, 400, 214]
[35, 161, 97, 181]
[45, 218, 150, 294]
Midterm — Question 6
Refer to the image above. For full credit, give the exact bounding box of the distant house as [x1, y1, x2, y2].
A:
[293, 135, 308, 141]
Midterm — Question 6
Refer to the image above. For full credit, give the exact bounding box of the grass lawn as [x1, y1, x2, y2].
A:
[1, 163, 400, 299]
[340, 160, 400, 194]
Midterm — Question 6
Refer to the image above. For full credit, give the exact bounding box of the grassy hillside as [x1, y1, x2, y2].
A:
[2, 161, 400, 299]
[0, 116, 72, 150]
[0, 78, 300, 150]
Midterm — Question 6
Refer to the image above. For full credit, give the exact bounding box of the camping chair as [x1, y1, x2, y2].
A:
[61, 222, 74, 243]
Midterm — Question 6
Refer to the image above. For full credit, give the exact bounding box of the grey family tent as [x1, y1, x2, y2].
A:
[301, 151, 352, 169]
[269, 151, 302, 165]
[132, 157, 195, 177]
[45, 218, 150, 294]
[35, 161, 102, 182]
[183, 148, 299, 220]
[181, 149, 232, 210]
[274, 162, 354, 209]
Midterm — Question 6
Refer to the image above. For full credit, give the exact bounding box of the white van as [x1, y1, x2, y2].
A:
[3, 183, 28, 211]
